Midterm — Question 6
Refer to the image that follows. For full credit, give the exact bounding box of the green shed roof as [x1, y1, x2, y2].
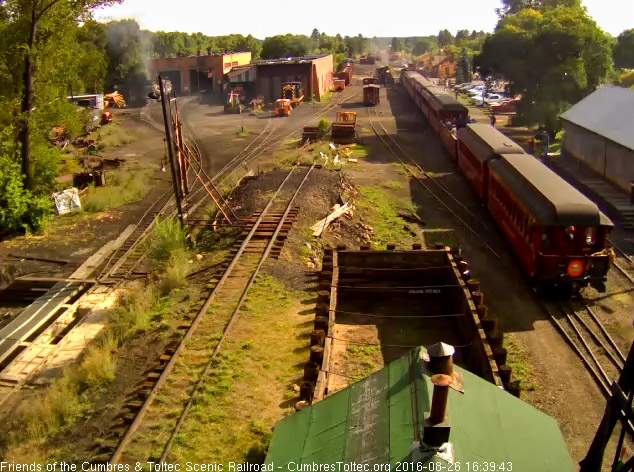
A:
[265, 347, 574, 471]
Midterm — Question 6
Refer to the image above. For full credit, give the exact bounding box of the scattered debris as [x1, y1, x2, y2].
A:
[311, 202, 355, 237]
[52, 188, 82, 215]
[104, 91, 126, 108]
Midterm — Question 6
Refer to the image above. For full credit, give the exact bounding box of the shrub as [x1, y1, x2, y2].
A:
[81, 170, 150, 213]
[316, 118, 330, 139]
[111, 286, 156, 341]
[0, 151, 52, 234]
[148, 218, 188, 270]
[158, 249, 189, 295]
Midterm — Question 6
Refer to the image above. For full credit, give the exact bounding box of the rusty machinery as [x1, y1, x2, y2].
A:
[331, 111, 356, 143]
[281, 82, 304, 108]
[275, 98, 292, 117]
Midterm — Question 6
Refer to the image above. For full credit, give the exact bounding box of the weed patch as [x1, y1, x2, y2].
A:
[344, 344, 382, 383]
[356, 185, 419, 248]
[82, 169, 151, 212]
[148, 219, 189, 270]
[504, 333, 538, 391]
[381, 180, 404, 190]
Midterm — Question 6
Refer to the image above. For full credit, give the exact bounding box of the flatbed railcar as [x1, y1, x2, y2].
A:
[399, 69, 613, 293]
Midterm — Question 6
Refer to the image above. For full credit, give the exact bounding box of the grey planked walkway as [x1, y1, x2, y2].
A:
[0, 281, 84, 364]
[547, 153, 634, 226]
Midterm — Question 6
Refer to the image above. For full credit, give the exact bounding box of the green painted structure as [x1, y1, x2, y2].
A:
[265, 347, 574, 471]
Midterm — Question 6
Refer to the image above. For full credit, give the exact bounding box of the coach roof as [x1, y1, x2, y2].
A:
[490, 153, 612, 227]
[458, 124, 524, 163]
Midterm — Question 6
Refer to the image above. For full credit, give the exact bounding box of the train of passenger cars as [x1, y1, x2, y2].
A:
[400, 69, 613, 293]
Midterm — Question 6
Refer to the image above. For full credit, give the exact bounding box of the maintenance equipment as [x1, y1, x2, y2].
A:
[331, 111, 356, 143]
[224, 89, 243, 114]
[275, 98, 292, 117]
[281, 82, 304, 107]
[334, 79, 346, 92]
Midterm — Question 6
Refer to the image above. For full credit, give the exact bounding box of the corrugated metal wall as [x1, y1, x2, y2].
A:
[563, 121, 634, 191]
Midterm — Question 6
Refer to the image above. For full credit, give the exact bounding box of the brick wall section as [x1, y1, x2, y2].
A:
[150, 52, 251, 94]
[255, 54, 334, 103]
[311, 54, 334, 101]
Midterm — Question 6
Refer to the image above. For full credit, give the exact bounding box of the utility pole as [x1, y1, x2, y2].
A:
[158, 75, 185, 227]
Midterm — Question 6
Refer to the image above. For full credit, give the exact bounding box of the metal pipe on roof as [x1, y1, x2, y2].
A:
[429, 374, 453, 424]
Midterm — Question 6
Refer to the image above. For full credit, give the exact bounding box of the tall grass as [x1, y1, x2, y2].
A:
[148, 219, 188, 268]
[148, 219, 190, 294]
[17, 339, 117, 441]
[82, 169, 151, 213]
[111, 286, 156, 340]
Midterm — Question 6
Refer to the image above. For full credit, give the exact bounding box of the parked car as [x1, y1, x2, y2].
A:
[467, 85, 485, 97]
[460, 84, 479, 94]
[477, 93, 506, 107]
[455, 83, 472, 91]
[490, 98, 521, 113]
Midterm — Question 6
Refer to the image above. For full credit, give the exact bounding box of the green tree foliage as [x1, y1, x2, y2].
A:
[344, 34, 368, 57]
[497, 0, 580, 16]
[613, 29, 634, 69]
[0, 127, 55, 233]
[412, 38, 433, 56]
[455, 49, 472, 84]
[236, 34, 262, 59]
[438, 29, 454, 48]
[1, 0, 120, 193]
[75, 21, 108, 94]
[260, 34, 311, 59]
[311, 28, 320, 41]
[390, 37, 405, 53]
[479, 6, 612, 134]
[0, 0, 118, 231]
[150, 31, 262, 59]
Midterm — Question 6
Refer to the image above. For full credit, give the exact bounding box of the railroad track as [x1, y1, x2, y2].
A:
[181, 90, 360, 225]
[97, 190, 175, 282]
[180, 90, 361, 192]
[366, 106, 501, 259]
[608, 235, 634, 285]
[544, 300, 626, 397]
[102, 163, 316, 465]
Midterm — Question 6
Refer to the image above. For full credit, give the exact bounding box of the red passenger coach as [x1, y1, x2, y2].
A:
[487, 153, 613, 293]
[400, 69, 468, 159]
[457, 124, 524, 200]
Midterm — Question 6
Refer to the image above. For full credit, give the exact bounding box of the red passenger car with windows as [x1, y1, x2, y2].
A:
[457, 124, 524, 200]
[487, 153, 613, 293]
[400, 69, 468, 159]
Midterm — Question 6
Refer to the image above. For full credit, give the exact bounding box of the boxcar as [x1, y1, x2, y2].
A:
[487, 153, 613, 292]
[457, 124, 524, 200]
[363, 84, 380, 106]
